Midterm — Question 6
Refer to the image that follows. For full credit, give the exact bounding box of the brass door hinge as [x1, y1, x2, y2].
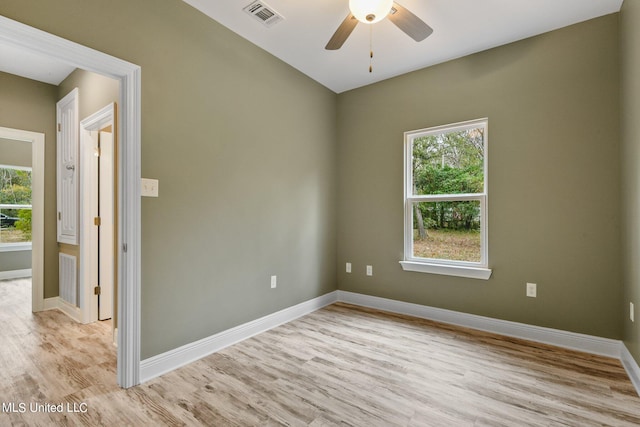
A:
[58, 212, 61, 220]
[57, 123, 61, 132]
[94, 217, 101, 226]
[94, 286, 101, 295]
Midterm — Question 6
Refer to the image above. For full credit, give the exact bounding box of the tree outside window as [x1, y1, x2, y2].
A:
[0, 166, 32, 245]
[404, 119, 488, 269]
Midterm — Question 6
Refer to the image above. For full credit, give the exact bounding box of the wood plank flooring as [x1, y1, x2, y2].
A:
[1, 278, 640, 426]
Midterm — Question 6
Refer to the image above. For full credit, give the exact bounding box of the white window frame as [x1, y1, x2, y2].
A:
[400, 118, 492, 280]
[0, 164, 33, 252]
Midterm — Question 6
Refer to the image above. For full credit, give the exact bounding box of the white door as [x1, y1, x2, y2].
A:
[80, 103, 116, 325]
[56, 88, 79, 244]
[98, 130, 114, 320]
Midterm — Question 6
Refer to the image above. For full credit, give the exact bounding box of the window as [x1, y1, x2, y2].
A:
[0, 165, 32, 250]
[400, 119, 491, 280]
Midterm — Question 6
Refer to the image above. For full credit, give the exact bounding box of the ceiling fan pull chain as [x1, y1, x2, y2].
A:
[369, 24, 373, 73]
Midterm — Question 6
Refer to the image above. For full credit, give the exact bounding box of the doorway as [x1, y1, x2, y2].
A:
[0, 15, 141, 387]
[80, 104, 116, 329]
[0, 127, 44, 313]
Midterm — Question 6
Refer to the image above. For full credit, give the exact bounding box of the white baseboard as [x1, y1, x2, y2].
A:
[43, 296, 82, 323]
[137, 288, 639, 398]
[140, 291, 339, 383]
[0, 268, 32, 281]
[621, 343, 640, 394]
[337, 291, 621, 358]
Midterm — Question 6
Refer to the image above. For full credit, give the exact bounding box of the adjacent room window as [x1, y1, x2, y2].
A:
[0, 165, 32, 248]
[400, 118, 491, 279]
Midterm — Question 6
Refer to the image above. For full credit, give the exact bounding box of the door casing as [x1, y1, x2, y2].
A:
[0, 127, 44, 314]
[0, 15, 142, 388]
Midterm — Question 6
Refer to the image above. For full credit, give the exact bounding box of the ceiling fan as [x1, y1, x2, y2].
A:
[325, 0, 433, 50]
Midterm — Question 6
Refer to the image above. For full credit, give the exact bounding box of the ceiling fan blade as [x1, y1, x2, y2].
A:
[388, 2, 433, 42]
[325, 13, 359, 50]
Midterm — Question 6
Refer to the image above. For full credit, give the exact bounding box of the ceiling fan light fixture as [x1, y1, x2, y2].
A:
[349, 0, 393, 24]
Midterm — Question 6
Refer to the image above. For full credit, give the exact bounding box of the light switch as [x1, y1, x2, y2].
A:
[141, 178, 159, 197]
[526, 282, 537, 298]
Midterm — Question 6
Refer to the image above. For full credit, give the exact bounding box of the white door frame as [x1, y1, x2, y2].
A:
[0, 16, 142, 388]
[0, 127, 44, 314]
[79, 104, 114, 324]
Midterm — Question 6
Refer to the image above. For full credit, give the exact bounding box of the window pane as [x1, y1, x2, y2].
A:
[412, 201, 481, 262]
[0, 207, 32, 243]
[412, 126, 484, 196]
[1, 167, 32, 245]
[0, 167, 32, 204]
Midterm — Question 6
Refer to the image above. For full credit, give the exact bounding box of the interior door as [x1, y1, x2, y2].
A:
[56, 88, 79, 244]
[98, 130, 114, 320]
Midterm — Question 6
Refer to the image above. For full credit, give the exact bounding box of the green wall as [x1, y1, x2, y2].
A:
[0, 137, 31, 167]
[0, 0, 338, 358]
[0, 250, 30, 273]
[0, 71, 57, 290]
[58, 68, 119, 121]
[621, 0, 640, 364]
[336, 15, 622, 339]
[1, 2, 629, 362]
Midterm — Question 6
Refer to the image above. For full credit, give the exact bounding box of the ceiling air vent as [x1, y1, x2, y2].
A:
[243, 1, 284, 27]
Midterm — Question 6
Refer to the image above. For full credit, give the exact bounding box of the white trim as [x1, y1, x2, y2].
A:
[621, 344, 640, 396]
[407, 193, 484, 202]
[0, 165, 32, 172]
[140, 291, 338, 383]
[56, 87, 79, 245]
[403, 118, 489, 272]
[79, 103, 115, 325]
[399, 261, 492, 279]
[43, 296, 82, 323]
[0, 268, 32, 280]
[117, 61, 142, 391]
[138, 289, 638, 395]
[337, 291, 621, 358]
[0, 204, 32, 209]
[0, 127, 44, 313]
[0, 243, 32, 253]
[31, 131, 44, 313]
[0, 16, 142, 388]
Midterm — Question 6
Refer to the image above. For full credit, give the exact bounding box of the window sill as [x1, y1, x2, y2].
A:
[0, 243, 32, 253]
[399, 261, 492, 280]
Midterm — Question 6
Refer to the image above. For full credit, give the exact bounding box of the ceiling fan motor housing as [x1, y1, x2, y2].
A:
[349, 0, 393, 24]
[325, 0, 433, 51]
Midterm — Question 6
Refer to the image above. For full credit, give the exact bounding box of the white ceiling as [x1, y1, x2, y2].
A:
[0, 40, 75, 85]
[0, 1, 623, 90]
[184, 0, 624, 93]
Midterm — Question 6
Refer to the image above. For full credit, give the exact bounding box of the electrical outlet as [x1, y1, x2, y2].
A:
[346, 262, 352, 273]
[366, 265, 373, 276]
[270, 275, 277, 289]
[141, 178, 159, 197]
[631, 302, 635, 322]
[526, 282, 537, 298]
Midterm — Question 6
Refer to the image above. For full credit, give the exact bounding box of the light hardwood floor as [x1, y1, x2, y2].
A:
[1, 278, 640, 426]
